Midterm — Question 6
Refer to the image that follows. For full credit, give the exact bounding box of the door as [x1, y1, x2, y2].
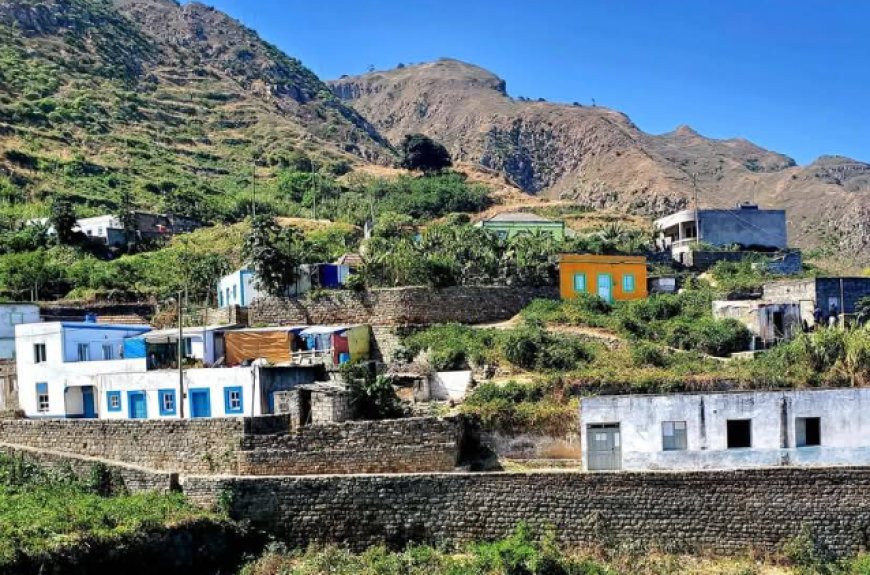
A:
[587, 423, 621, 470]
[190, 389, 211, 418]
[597, 274, 613, 303]
[82, 386, 96, 418]
[128, 392, 147, 419]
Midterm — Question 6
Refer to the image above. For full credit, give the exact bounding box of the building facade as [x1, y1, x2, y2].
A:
[559, 254, 648, 303]
[580, 388, 870, 472]
[478, 212, 566, 240]
[15, 322, 151, 418]
[654, 203, 788, 263]
[712, 300, 802, 348]
[763, 277, 870, 326]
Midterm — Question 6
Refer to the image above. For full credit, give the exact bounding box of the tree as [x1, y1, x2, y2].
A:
[243, 215, 302, 296]
[49, 196, 78, 245]
[398, 133, 452, 173]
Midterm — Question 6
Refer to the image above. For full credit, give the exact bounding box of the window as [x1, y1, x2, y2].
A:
[106, 391, 121, 412]
[225, 288, 231, 305]
[34, 343, 47, 364]
[218, 291, 223, 307]
[622, 273, 636, 293]
[224, 386, 243, 415]
[77, 343, 90, 362]
[497, 230, 508, 240]
[36, 383, 49, 413]
[97, 227, 103, 235]
[726, 419, 752, 449]
[158, 389, 177, 416]
[102, 344, 114, 360]
[184, 338, 193, 356]
[573, 273, 587, 293]
[796, 417, 821, 447]
[232, 285, 237, 302]
[662, 421, 687, 451]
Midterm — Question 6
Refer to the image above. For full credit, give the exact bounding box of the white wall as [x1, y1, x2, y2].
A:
[0, 304, 40, 360]
[219, 270, 260, 308]
[580, 388, 870, 471]
[98, 367, 260, 420]
[15, 323, 148, 418]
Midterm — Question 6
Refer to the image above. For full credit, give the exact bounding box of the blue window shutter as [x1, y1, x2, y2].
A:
[573, 273, 586, 293]
[623, 273, 635, 293]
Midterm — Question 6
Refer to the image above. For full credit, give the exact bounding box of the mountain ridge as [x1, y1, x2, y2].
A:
[329, 59, 869, 265]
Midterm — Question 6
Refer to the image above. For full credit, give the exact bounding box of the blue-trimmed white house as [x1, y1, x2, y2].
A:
[15, 321, 151, 418]
[218, 267, 259, 308]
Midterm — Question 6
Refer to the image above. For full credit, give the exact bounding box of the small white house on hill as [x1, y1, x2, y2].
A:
[580, 388, 870, 472]
[15, 322, 150, 418]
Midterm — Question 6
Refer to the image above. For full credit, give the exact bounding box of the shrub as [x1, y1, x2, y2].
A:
[630, 342, 670, 368]
[664, 317, 750, 357]
[503, 326, 594, 371]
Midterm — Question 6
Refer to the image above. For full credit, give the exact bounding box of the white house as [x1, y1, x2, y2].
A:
[15, 322, 151, 418]
[0, 303, 41, 360]
[217, 264, 354, 308]
[218, 268, 259, 308]
[122, 324, 235, 368]
[580, 388, 870, 472]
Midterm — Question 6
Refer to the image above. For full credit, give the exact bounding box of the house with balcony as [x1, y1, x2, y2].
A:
[654, 203, 788, 266]
[15, 321, 151, 418]
[580, 388, 870, 472]
[223, 325, 370, 367]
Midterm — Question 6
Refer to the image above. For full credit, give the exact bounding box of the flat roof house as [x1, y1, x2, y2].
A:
[559, 254, 648, 303]
[654, 203, 787, 264]
[763, 277, 870, 327]
[580, 388, 870, 472]
[477, 212, 566, 240]
[712, 300, 802, 349]
[0, 303, 40, 412]
[15, 322, 151, 418]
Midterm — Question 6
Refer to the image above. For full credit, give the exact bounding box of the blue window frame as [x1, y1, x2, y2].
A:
[36, 382, 49, 413]
[573, 273, 587, 293]
[189, 388, 211, 418]
[106, 391, 122, 412]
[158, 389, 177, 416]
[224, 386, 244, 415]
[127, 391, 147, 419]
[623, 273, 636, 293]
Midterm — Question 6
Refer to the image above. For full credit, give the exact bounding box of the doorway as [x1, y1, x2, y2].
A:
[128, 391, 147, 419]
[81, 386, 96, 418]
[586, 423, 621, 470]
[190, 389, 211, 418]
[597, 274, 613, 303]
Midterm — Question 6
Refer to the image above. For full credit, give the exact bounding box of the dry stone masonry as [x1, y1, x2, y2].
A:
[249, 286, 559, 326]
[184, 467, 870, 558]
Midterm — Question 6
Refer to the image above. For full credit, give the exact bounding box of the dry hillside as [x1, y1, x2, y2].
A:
[330, 59, 869, 267]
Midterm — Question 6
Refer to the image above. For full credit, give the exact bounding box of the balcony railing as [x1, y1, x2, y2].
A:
[290, 348, 334, 366]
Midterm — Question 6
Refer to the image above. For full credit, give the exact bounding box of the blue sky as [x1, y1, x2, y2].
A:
[190, 1, 869, 165]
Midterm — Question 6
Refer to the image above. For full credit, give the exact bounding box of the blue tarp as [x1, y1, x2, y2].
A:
[123, 338, 147, 359]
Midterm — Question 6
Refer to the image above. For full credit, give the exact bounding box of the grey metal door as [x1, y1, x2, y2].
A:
[587, 424, 621, 470]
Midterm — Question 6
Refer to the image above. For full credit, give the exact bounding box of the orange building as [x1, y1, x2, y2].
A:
[559, 254, 648, 302]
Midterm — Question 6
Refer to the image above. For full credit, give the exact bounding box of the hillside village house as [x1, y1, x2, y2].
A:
[712, 300, 802, 349]
[763, 277, 870, 327]
[559, 254, 648, 302]
[30, 212, 202, 248]
[0, 303, 41, 411]
[654, 203, 788, 265]
[122, 324, 235, 368]
[580, 388, 870, 472]
[218, 263, 354, 308]
[15, 321, 151, 418]
[477, 212, 566, 240]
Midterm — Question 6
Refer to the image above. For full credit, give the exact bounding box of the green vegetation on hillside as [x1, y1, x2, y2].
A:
[0, 453, 218, 566]
[240, 523, 870, 575]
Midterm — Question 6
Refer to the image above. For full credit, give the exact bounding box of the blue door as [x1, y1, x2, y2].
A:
[597, 274, 613, 303]
[190, 389, 211, 418]
[82, 387, 96, 418]
[128, 392, 147, 419]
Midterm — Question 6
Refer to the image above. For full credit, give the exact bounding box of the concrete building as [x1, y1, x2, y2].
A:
[15, 322, 151, 418]
[30, 212, 201, 247]
[763, 277, 870, 327]
[477, 212, 566, 240]
[223, 325, 370, 367]
[122, 324, 236, 368]
[654, 203, 788, 264]
[559, 254, 648, 303]
[712, 300, 802, 349]
[96, 365, 321, 420]
[217, 264, 354, 308]
[580, 388, 870, 472]
[0, 303, 40, 411]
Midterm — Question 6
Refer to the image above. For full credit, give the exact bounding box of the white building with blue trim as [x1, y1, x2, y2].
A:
[15, 321, 151, 418]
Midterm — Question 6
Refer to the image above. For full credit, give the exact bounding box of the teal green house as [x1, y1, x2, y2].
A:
[477, 212, 566, 240]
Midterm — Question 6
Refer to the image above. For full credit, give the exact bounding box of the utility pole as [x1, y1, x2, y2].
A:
[311, 164, 318, 221]
[251, 161, 257, 219]
[177, 290, 185, 419]
[692, 172, 701, 244]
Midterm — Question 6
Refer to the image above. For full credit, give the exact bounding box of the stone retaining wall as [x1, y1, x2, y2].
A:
[0, 442, 177, 492]
[0, 418, 246, 474]
[249, 286, 559, 327]
[238, 416, 463, 475]
[183, 467, 870, 558]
